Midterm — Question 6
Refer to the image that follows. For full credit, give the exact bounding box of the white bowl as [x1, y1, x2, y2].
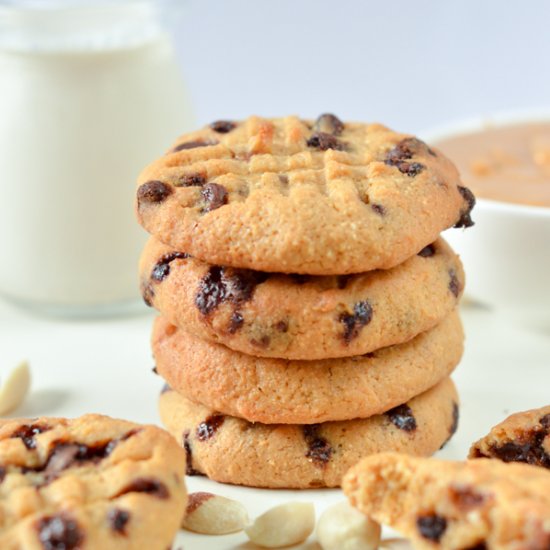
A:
[422, 111, 550, 329]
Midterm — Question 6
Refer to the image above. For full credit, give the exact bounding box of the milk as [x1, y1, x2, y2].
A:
[0, 5, 194, 314]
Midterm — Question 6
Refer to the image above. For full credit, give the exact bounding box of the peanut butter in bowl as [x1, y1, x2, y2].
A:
[435, 121, 550, 208]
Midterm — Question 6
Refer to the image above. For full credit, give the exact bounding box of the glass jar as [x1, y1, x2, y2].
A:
[0, 0, 194, 316]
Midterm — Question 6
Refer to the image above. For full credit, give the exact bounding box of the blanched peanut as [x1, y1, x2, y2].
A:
[181, 491, 249, 535]
[245, 502, 315, 548]
[0, 361, 31, 415]
[316, 501, 381, 550]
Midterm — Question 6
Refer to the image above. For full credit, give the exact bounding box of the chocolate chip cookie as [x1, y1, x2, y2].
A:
[141, 237, 464, 360]
[153, 311, 463, 424]
[136, 115, 475, 274]
[343, 453, 550, 550]
[159, 377, 459, 489]
[469, 405, 550, 469]
[0, 414, 187, 549]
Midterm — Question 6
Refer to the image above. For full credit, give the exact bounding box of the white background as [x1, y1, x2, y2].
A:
[172, 0, 550, 133]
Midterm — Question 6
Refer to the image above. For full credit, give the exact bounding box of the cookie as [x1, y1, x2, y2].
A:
[469, 405, 550, 469]
[153, 311, 463, 424]
[136, 115, 475, 275]
[159, 377, 459, 489]
[141, 236, 464, 360]
[343, 453, 550, 550]
[0, 414, 187, 550]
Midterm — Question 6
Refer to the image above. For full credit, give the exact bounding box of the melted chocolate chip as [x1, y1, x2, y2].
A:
[173, 139, 217, 152]
[464, 543, 487, 550]
[187, 492, 214, 515]
[386, 404, 417, 432]
[195, 266, 268, 315]
[303, 425, 333, 467]
[152, 366, 158, 375]
[151, 252, 189, 282]
[454, 186, 476, 228]
[488, 433, 550, 468]
[250, 335, 271, 348]
[417, 514, 447, 542]
[449, 486, 486, 510]
[228, 311, 244, 333]
[201, 182, 228, 213]
[0, 467, 5, 483]
[137, 181, 172, 204]
[275, 320, 289, 333]
[37, 515, 83, 550]
[307, 132, 346, 151]
[313, 114, 344, 135]
[418, 243, 436, 257]
[339, 300, 373, 343]
[210, 120, 236, 133]
[450, 402, 459, 436]
[108, 508, 130, 535]
[449, 269, 461, 297]
[11, 424, 50, 450]
[337, 275, 351, 289]
[290, 274, 311, 285]
[176, 173, 207, 187]
[44, 440, 115, 476]
[196, 415, 225, 441]
[371, 203, 386, 216]
[540, 414, 550, 429]
[279, 174, 289, 185]
[115, 477, 169, 499]
[183, 431, 201, 476]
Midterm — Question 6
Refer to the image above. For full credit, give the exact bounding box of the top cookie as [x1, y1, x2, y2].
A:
[136, 115, 475, 274]
[0, 414, 187, 550]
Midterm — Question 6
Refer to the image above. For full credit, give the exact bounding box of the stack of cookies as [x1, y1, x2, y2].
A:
[135, 115, 475, 489]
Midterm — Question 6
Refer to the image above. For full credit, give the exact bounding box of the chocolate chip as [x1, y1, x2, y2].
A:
[385, 404, 417, 432]
[339, 300, 373, 343]
[201, 182, 228, 213]
[449, 269, 461, 297]
[37, 514, 83, 550]
[279, 174, 289, 185]
[290, 274, 311, 285]
[385, 159, 425, 176]
[151, 252, 189, 282]
[187, 492, 215, 515]
[196, 415, 225, 441]
[540, 414, 550, 429]
[464, 543, 487, 550]
[313, 114, 344, 135]
[454, 186, 476, 228]
[0, 467, 5, 483]
[210, 120, 236, 133]
[11, 424, 50, 450]
[371, 203, 386, 216]
[141, 282, 154, 307]
[337, 275, 351, 289]
[176, 173, 207, 187]
[487, 431, 550, 468]
[275, 320, 288, 333]
[108, 508, 130, 535]
[450, 402, 459, 436]
[137, 181, 172, 204]
[250, 335, 271, 348]
[303, 425, 333, 467]
[114, 477, 169, 499]
[152, 366, 158, 375]
[183, 431, 201, 476]
[418, 243, 436, 257]
[161, 383, 172, 394]
[307, 132, 345, 151]
[195, 266, 267, 315]
[228, 311, 244, 333]
[417, 514, 447, 542]
[173, 139, 217, 152]
[449, 486, 486, 511]
[384, 138, 428, 177]
[44, 439, 116, 475]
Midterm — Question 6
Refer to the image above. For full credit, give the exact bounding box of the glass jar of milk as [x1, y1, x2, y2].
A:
[0, 0, 194, 316]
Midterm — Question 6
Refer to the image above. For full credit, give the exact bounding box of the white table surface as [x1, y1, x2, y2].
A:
[1, 298, 549, 549]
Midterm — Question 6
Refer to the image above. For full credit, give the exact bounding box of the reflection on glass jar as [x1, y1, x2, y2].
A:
[0, 0, 194, 316]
